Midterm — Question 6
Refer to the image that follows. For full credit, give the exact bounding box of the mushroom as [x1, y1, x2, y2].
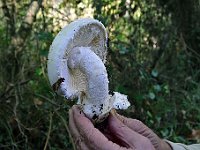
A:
[47, 18, 130, 122]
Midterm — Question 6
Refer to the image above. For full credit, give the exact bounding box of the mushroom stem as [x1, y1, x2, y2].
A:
[67, 47, 111, 120]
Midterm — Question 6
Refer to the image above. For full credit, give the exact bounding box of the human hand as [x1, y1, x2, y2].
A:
[69, 105, 130, 150]
[110, 113, 172, 150]
[69, 105, 171, 150]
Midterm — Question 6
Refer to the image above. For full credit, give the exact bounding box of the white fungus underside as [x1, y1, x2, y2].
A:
[48, 19, 107, 97]
[47, 18, 130, 122]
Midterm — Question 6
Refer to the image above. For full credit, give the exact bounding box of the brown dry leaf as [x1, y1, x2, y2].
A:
[188, 129, 200, 142]
[34, 98, 43, 105]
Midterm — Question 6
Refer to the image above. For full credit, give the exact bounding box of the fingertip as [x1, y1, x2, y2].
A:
[72, 106, 94, 131]
[108, 112, 140, 148]
[110, 108, 117, 116]
[109, 111, 129, 124]
[69, 105, 77, 116]
[108, 112, 125, 131]
[71, 105, 85, 117]
[109, 111, 126, 126]
[71, 104, 81, 111]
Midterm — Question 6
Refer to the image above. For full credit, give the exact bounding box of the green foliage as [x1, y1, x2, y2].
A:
[92, 0, 200, 144]
[0, 0, 199, 149]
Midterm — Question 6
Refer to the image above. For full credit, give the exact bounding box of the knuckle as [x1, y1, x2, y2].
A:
[141, 138, 154, 150]
[132, 119, 146, 130]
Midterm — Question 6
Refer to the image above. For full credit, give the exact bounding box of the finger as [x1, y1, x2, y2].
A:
[103, 130, 130, 148]
[115, 114, 147, 132]
[115, 114, 160, 149]
[97, 123, 127, 147]
[72, 106, 127, 150]
[69, 105, 84, 138]
[69, 106, 90, 150]
[108, 113, 154, 149]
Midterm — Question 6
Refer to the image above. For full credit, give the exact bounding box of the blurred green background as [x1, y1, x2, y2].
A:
[0, 0, 200, 149]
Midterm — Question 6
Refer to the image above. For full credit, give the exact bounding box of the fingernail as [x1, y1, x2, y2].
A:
[110, 110, 125, 124]
[110, 108, 117, 116]
[109, 112, 122, 124]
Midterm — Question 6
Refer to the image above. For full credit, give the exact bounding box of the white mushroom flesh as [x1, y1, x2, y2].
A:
[47, 18, 130, 122]
[67, 47, 111, 120]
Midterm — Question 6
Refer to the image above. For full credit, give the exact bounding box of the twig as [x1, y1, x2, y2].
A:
[178, 34, 200, 59]
[1, 0, 15, 36]
[187, 45, 200, 59]
[14, 86, 25, 136]
[43, 112, 53, 150]
[0, 80, 30, 100]
[54, 110, 76, 150]
[40, 2, 46, 30]
[48, 6, 70, 20]
[10, 0, 43, 56]
[13, 84, 29, 145]
[34, 93, 62, 107]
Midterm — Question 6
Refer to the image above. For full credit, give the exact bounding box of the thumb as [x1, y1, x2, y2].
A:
[116, 114, 161, 149]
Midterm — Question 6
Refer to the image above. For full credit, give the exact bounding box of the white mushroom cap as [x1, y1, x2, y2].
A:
[48, 18, 107, 94]
[47, 18, 130, 122]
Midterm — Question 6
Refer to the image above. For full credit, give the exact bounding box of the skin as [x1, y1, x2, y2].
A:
[69, 105, 172, 150]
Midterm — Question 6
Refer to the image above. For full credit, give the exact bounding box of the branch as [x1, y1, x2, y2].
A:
[43, 112, 53, 150]
[54, 110, 76, 150]
[33, 93, 62, 107]
[11, 0, 43, 51]
[1, 0, 11, 21]
[0, 80, 30, 100]
[1, 0, 16, 36]
[151, 34, 169, 70]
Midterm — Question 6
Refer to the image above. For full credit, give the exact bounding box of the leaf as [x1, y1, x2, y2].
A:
[153, 84, 161, 92]
[34, 98, 43, 105]
[161, 129, 170, 137]
[188, 129, 200, 141]
[147, 111, 153, 118]
[38, 32, 53, 41]
[151, 69, 158, 77]
[39, 49, 48, 57]
[163, 84, 170, 93]
[35, 68, 43, 76]
[149, 92, 156, 100]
